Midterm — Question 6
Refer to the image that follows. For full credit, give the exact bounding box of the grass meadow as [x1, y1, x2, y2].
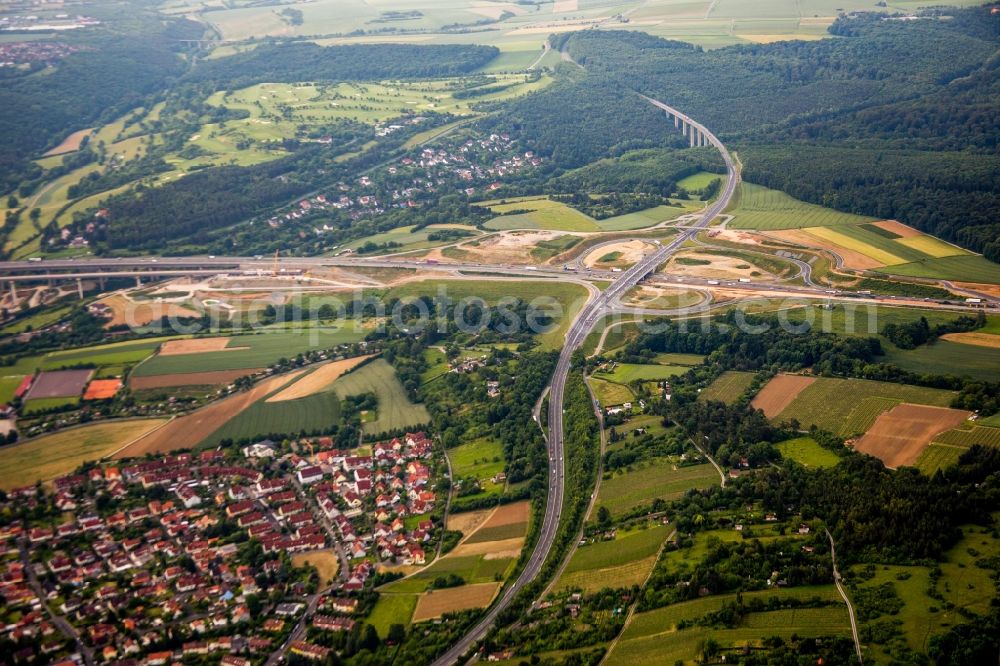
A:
[596, 460, 719, 517]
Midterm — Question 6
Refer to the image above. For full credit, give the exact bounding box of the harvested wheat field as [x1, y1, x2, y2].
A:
[116, 370, 305, 457]
[411, 582, 501, 622]
[129, 369, 263, 390]
[751, 374, 816, 418]
[766, 229, 884, 270]
[940, 332, 1000, 349]
[266, 355, 373, 402]
[446, 508, 493, 535]
[98, 294, 201, 328]
[854, 403, 971, 469]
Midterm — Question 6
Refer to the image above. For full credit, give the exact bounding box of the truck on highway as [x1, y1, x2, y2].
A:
[707, 280, 720, 285]
[966, 298, 983, 304]
[525, 266, 538, 271]
[610, 267, 623, 273]
[738, 278, 751, 283]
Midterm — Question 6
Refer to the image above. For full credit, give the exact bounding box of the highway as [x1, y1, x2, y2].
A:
[429, 96, 740, 666]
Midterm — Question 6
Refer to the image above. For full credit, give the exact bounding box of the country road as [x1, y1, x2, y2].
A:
[429, 95, 741, 666]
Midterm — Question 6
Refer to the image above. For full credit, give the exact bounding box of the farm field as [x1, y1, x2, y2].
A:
[411, 582, 501, 622]
[329, 359, 430, 434]
[129, 368, 262, 390]
[773, 377, 956, 433]
[606, 587, 850, 665]
[367, 593, 418, 637]
[199, 390, 343, 448]
[940, 331, 1000, 349]
[596, 460, 719, 517]
[854, 404, 971, 468]
[387, 279, 589, 350]
[116, 370, 306, 457]
[266, 355, 373, 401]
[25, 369, 92, 400]
[343, 224, 480, 254]
[698, 371, 755, 403]
[480, 196, 601, 232]
[589, 376, 634, 407]
[776, 437, 841, 468]
[557, 524, 670, 594]
[728, 182, 875, 230]
[6, 337, 168, 377]
[593, 362, 688, 384]
[878, 254, 1000, 285]
[750, 373, 815, 418]
[914, 443, 965, 475]
[0, 376, 24, 404]
[132, 328, 364, 377]
[0, 419, 169, 490]
[594, 202, 696, 231]
[881, 340, 1000, 382]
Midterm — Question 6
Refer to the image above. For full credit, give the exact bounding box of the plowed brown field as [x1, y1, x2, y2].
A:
[854, 403, 971, 468]
[751, 374, 816, 418]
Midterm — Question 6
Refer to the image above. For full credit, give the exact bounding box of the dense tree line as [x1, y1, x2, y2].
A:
[185, 42, 499, 88]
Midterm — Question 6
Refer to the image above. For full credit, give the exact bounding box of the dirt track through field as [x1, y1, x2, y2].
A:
[751, 374, 816, 418]
[266, 355, 373, 402]
[116, 369, 305, 457]
[854, 403, 971, 468]
[129, 369, 264, 390]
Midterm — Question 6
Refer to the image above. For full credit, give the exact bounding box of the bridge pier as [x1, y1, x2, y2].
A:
[673, 114, 679, 128]
[77, 278, 84, 300]
[135, 276, 142, 288]
[689, 130, 696, 148]
[7, 281, 15, 303]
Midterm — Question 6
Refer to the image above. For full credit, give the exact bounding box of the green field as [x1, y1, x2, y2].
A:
[367, 593, 418, 636]
[594, 363, 689, 384]
[881, 340, 1000, 382]
[0, 419, 168, 490]
[330, 359, 430, 434]
[775, 377, 956, 433]
[345, 223, 481, 254]
[596, 460, 719, 517]
[6, 337, 171, 377]
[480, 197, 601, 232]
[840, 396, 904, 437]
[879, 254, 1000, 284]
[132, 328, 364, 377]
[698, 371, 755, 404]
[728, 182, 875, 230]
[934, 425, 1000, 448]
[776, 437, 841, 468]
[589, 376, 634, 407]
[676, 171, 723, 193]
[199, 390, 343, 447]
[0, 305, 72, 335]
[558, 525, 670, 593]
[448, 437, 505, 496]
